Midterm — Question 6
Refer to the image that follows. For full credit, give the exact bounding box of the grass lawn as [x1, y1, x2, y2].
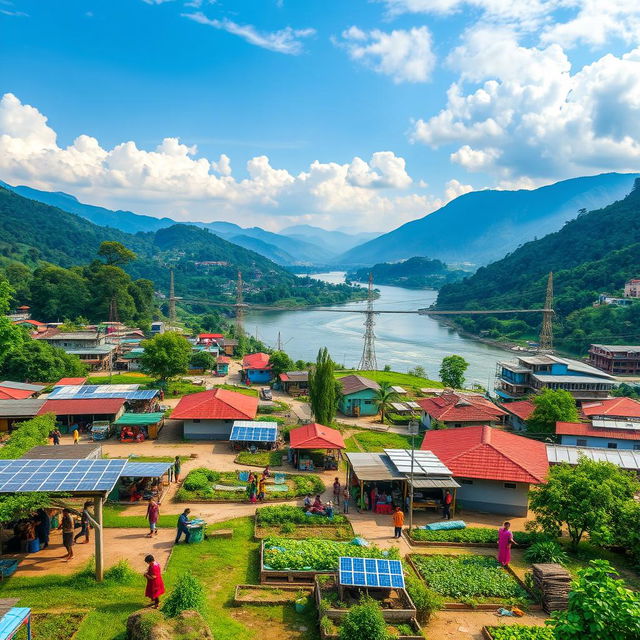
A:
[0, 518, 319, 640]
[235, 450, 285, 467]
[213, 384, 259, 397]
[344, 429, 414, 452]
[16, 613, 86, 640]
[335, 370, 442, 392]
[104, 454, 190, 463]
[87, 373, 154, 385]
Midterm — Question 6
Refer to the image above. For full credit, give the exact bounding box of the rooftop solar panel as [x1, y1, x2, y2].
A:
[0, 459, 127, 494]
[338, 557, 405, 590]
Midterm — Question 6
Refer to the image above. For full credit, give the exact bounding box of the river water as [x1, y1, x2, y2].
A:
[244, 272, 509, 388]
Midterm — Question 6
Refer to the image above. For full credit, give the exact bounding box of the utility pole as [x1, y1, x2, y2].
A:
[108, 296, 119, 324]
[358, 273, 377, 371]
[235, 270, 244, 337]
[408, 420, 419, 531]
[277, 331, 282, 351]
[169, 269, 177, 326]
[539, 272, 554, 352]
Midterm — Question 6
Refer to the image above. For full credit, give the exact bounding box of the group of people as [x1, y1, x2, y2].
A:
[245, 467, 270, 503]
[303, 494, 335, 518]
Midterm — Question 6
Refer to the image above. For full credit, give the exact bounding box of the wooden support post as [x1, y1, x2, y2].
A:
[94, 495, 104, 582]
[452, 488, 457, 518]
[359, 480, 364, 511]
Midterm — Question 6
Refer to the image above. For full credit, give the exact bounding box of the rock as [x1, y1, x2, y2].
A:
[173, 610, 214, 639]
[126, 609, 213, 640]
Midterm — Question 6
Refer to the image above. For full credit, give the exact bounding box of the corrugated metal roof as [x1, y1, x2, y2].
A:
[0, 381, 44, 392]
[345, 452, 406, 481]
[409, 477, 460, 489]
[0, 399, 45, 417]
[546, 444, 640, 471]
[339, 374, 380, 395]
[20, 444, 101, 460]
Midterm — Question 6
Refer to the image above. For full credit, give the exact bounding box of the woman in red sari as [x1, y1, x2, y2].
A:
[144, 554, 165, 608]
[497, 521, 517, 566]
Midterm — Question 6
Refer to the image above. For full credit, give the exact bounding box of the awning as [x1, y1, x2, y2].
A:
[121, 462, 172, 477]
[114, 412, 165, 426]
[345, 452, 405, 481]
[409, 477, 460, 489]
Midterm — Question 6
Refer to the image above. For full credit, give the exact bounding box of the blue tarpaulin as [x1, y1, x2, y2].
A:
[0, 607, 30, 640]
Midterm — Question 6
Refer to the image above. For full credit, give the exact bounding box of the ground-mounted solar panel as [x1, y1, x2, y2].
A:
[0, 459, 127, 494]
[230, 423, 278, 442]
[338, 557, 405, 590]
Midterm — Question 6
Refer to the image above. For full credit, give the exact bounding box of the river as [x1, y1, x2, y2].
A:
[244, 272, 510, 388]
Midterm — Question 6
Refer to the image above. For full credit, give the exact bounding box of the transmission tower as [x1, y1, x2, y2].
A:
[168, 269, 177, 326]
[235, 270, 245, 337]
[539, 272, 554, 352]
[358, 273, 377, 370]
[108, 296, 119, 323]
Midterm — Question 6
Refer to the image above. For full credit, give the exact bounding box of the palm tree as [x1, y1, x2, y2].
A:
[373, 382, 399, 424]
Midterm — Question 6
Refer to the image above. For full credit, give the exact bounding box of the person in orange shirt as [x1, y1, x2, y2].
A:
[392, 506, 404, 539]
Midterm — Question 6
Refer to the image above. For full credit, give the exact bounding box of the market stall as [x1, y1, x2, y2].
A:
[113, 412, 165, 440]
[289, 423, 345, 471]
[109, 461, 173, 503]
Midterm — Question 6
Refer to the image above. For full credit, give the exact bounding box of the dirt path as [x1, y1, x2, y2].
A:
[427, 610, 549, 639]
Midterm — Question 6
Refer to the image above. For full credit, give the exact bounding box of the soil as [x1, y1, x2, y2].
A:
[235, 585, 312, 603]
[425, 610, 549, 639]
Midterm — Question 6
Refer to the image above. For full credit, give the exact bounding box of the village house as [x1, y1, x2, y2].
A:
[0, 399, 46, 433]
[338, 374, 380, 417]
[624, 278, 640, 297]
[37, 398, 126, 429]
[215, 355, 231, 376]
[241, 352, 272, 384]
[171, 387, 259, 440]
[35, 329, 117, 371]
[221, 338, 238, 356]
[588, 344, 640, 375]
[417, 391, 507, 429]
[0, 381, 45, 400]
[279, 371, 309, 396]
[495, 354, 615, 401]
[422, 425, 549, 516]
[150, 321, 165, 335]
[500, 400, 536, 431]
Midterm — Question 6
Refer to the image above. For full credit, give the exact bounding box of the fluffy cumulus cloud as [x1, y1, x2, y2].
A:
[181, 12, 315, 54]
[337, 26, 435, 83]
[0, 93, 445, 230]
[410, 29, 640, 181]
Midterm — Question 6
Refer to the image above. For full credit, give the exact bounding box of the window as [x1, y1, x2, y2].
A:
[460, 479, 473, 485]
[192, 419, 201, 423]
[504, 482, 517, 489]
[607, 442, 618, 449]
[633, 444, 640, 450]
[576, 439, 588, 447]
[454, 423, 462, 428]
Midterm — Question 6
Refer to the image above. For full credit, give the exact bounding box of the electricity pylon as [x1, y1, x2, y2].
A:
[358, 273, 377, 370]
[539, 272, 554, 352]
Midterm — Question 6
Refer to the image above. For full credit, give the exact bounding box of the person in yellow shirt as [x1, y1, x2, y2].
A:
[72, 428, 80, 444]
[392, 506, 404, 539]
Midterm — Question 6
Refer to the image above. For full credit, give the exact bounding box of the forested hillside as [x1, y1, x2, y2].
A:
[436, 179, 640, 353]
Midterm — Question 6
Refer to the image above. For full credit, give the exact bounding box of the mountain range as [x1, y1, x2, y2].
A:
[337, 173, 640, 267]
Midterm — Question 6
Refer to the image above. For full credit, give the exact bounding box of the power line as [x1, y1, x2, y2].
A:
[358, 273, 377, 371]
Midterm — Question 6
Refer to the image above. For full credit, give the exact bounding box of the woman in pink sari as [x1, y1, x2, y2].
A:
[144, 554, 165, 608]
[497, 521, 517, 566]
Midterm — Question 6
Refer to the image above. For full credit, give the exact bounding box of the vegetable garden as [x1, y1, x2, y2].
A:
[409, 527, 536, 545]
[484, 625, 554, 640]
[255, 506, 354, 540]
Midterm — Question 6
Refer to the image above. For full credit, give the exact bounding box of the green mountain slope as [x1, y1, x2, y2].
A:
[435, 179, 640, 353]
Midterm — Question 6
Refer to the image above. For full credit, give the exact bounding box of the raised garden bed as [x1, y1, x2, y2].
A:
[315, 574, 417, 622]
[176, 468, 324, 502]
[234, 449, 285, 467]
[255, 506, 354, 540]
[482, 625, 555, 640]
[260, 537, 399, 585]
[408, 527, 535, 548]
[408, 554, 537, 610]
[319, 616, 423, 640]
[15, 612, 86, 640]
[233, 584, 313, 605]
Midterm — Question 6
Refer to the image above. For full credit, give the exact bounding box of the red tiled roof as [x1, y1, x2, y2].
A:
[55, 377, 87, 386]
[242, 352, 271, 370]
[290, 423, 345, 449]
[170, 388, 258, 420]
[581, 397, 640, 419]
[0, 387, 35, 400]
[216, 356, 231, 364]
[198, 333, 224, 340]
[502, 400, 535, 422]
[13, 319, 45, 326]
[417, 392, 507, 423]
[421, 425, 548, 484]
[556, 421, 640, 441]
[38, 398, 125, 416]
[279, 373, 290, 382]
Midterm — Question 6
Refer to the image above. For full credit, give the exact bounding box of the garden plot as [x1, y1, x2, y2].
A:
[319, 616, 423, 640]
[483, 625, 555, 639]
[409, 554, 534, 608]
[255, 506, 354, 540]
[409, 527, 535, 547]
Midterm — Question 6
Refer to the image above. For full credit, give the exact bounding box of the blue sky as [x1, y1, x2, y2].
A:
[1, 0, 640, 231]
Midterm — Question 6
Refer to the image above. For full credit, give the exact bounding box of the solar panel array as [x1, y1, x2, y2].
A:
[339, 557, 405, 589]
[122, 462, 173, 477]
[49, 384, 157, 401]
[0, 459, 127, 493]
[230, 422, 278, 442]
[384, 448, 452, 476]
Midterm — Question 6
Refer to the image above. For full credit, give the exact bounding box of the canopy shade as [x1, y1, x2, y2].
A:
[113, 412, 164, 426]
[408, 477, 460, 489]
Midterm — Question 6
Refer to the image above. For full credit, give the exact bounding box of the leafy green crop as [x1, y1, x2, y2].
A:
[411, 555, 530, 602]
[410, 527, 535, 545]
[257, 505, 348, 525]
[487, 625, 555, 640]
[263, 537, 399, 571]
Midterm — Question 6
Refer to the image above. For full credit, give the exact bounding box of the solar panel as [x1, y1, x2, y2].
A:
[122, 462, 173, 477]
[384, 449, 452, 477]
[230, 422, 278, 442]
[338, 557, 405, 590]
[0, 459, 127, 494]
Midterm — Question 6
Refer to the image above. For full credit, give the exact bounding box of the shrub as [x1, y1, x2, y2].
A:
[182, 468, 220, 491]
[339, 596, 388, 640]
[405, 574, 442, 623]
[488, 625, 555, 639]
[104, 559, 137, 584]
[524, 541, 568, 565]
[162, 573, 206, 618]
[280, 522, 296, 535]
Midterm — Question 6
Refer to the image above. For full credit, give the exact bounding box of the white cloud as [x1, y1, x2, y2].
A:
[0, 93, 438, 231]
[411, 31, 640, 180]
[444, 178, 473, 201]
[337, 25, 435, 83]
[182, 12, 315, 54]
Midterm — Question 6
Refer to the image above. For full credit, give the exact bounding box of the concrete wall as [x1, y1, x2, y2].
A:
[339, 390, 378, 416]
[246, 369, 271, 383]
[559, 434, 640, 450]
[455, 477, 530, 517]
[183, 419, 234, 440]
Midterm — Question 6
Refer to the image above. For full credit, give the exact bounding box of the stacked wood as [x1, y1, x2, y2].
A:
[532, 563, 571, 613]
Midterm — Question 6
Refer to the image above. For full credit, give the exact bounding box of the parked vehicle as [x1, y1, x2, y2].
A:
[90, 420, 114, 441]
[260, 387, 273, 400]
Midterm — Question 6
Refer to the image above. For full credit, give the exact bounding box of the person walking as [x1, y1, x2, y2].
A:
[392, 506, 404, 539]
[342, 486, 350, 514]
[173, 456, 181, 483]
[35, 508, 51, 549]
[175, 508, 192, 544]
[333, 477, 341, 506]
[497, 521, 517, 567]
[257, 475, 266, 502]
[143, 554, 165, 609]
[61, 508, 74, 561]
[146, 497, 159, 538]
[72, 427, 80, 444]
[442, 490, 453, 520]
[52, 429, 61, 445]
[74, 502, 91, 544]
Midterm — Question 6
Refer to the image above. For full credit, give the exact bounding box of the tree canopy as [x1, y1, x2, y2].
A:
[1, 340, 87, 382]
[268, 350, 295, 378]
[373, 382, 398, 424]
[439, 355, 469, 389]
[526, 387, 579, 435]
[141, 332, 192, 383]
[97, 241, 137, 266]
[309, 347, 338, 425]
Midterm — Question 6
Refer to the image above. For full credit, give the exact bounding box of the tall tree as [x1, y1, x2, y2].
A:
[1, 341, 87, 382]
[29, 265, 91, 320]
[97, 241, 137, 266]
[268, 350, 295, 378]
[526, 387, 579, 435]
[373, 382, 398, 424]
[308, 347, 338, 425]
[439, 355, 469, 389]
[141, 332, 192, 384]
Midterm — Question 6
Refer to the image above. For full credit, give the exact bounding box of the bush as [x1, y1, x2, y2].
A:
[524, 541, 569, 565]
[280, 522, 296, 534]
[104, 559, 137, 584]
[339, 596, 388, 640]
[162, 573, 206, 618]
[0, 414, 55, 459]
[405, 574, 442, 623]
[182, 468, 220, 491]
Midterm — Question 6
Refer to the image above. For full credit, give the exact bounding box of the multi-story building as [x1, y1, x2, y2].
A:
[589, 344, 640, 375]
[35, 330, 117, 371]
[495, 354, 615, 401]
[624, 278, 640, 298]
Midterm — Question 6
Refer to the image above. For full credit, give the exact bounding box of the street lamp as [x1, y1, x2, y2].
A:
[407, 419, 419, 531]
